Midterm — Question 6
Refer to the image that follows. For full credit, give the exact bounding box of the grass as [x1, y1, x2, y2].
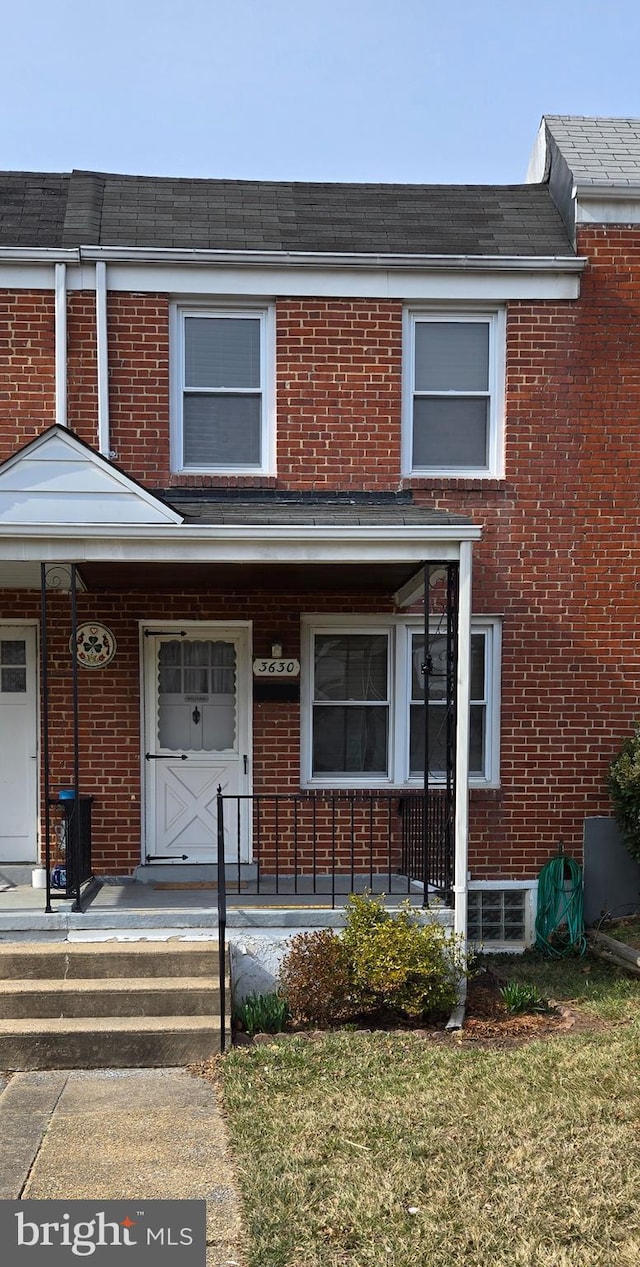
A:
[599, 916, 640, 950]
[217, 951, 640, 1267]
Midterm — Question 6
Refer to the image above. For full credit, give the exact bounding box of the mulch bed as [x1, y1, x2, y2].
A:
[231, 968, 601, 1050]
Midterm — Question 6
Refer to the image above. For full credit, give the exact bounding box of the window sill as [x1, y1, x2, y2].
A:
[166, 473, 279, 488]
[402, 476, 507, 492]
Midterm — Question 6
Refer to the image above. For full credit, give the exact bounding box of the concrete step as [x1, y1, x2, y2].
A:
[0, 940, 220, 980]
[0, 977, 223, 1019]
[133, 863, 258, 885]
[0, 865, 36, 889]
[0, 1016, 223, 1070]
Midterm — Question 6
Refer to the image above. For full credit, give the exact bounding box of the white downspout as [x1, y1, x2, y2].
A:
[453, 539, 473, 949]
[95, 261, 110, 456]
[54, 262, 67, 427]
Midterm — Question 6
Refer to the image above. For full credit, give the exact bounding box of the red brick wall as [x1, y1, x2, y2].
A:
[0, 291, 56, 460]
[2, 589, 400, 874]
[1, 236, 639, 880]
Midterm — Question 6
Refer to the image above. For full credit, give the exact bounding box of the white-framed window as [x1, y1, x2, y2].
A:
[309, 629, 391, 777]
[301, 616, 501, 787]
[170, 304, 275, 474]
[402, 310, 505, 477]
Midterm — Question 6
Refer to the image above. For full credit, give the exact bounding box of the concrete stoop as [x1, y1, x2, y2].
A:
[0, 941, 227, 1071]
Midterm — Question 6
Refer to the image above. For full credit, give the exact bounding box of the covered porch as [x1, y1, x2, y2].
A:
[0, 426, 480, 941]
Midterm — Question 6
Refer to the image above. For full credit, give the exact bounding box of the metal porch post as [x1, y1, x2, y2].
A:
[40, 564, 52, 914]
[70, 563, 81, 910]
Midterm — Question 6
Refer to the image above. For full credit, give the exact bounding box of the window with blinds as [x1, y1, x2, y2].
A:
[403, 311, 505, 477]
[172, 307, 274, 472]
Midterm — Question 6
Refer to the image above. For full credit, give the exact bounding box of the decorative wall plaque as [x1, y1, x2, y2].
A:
[71, 622, 117, 669]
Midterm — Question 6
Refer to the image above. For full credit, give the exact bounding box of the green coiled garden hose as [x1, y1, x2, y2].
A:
[535, 845, 586, 956]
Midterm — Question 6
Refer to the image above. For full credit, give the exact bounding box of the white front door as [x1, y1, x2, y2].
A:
[0, 625, 38, 862]
[143, 626, 251, 863]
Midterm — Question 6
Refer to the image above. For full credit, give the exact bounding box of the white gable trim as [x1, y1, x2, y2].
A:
[0, 427, 182, 527]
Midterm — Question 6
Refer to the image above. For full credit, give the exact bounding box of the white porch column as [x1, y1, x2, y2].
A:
[453, 539, 473, 945]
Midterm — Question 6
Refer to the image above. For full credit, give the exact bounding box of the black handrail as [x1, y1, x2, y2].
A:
[216, 786, 227, 1053]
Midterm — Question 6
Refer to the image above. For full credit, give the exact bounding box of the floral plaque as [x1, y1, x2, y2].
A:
[71, 622, 117, 669]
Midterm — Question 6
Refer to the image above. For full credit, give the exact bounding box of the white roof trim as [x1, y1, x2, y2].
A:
[0, 427, 183, 527]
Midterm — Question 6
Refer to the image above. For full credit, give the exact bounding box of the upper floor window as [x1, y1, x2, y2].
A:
[403, 310, 505, 478]
[171, 305, 275, 474]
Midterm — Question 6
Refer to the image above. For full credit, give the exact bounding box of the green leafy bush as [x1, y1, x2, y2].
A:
[342, 893, 463, 1020]
[277, 928, 353, 1027]
[278, 893, 465, 1027]
[608, 726, 640, 861]
[233, 992, 289, 1036]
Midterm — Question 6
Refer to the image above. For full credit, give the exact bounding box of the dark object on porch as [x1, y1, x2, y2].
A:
[48, 796, 93, 900]
[40, 562, 94, 912]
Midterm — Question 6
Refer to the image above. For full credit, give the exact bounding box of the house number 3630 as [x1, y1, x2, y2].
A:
[252, 658, 300, 677]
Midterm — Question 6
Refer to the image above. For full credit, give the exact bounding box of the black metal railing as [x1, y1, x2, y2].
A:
[214, 789, 453, 905]
[214, 787, 453, 1051]
[399, 793, 453, 905]
[217, 797, 227, 1054]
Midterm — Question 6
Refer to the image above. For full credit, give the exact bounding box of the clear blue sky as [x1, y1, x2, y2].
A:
[3, 0, 640, 183]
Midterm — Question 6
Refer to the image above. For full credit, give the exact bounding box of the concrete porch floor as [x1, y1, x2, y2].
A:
[0, 868, 447, 938]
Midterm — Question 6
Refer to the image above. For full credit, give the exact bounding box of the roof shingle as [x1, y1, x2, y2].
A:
[0, 168, 574, 256]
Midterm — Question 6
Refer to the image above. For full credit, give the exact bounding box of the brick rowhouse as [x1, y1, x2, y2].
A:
[1, 118, 638, 909]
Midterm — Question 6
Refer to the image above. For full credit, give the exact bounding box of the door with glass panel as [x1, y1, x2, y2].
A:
[144, 629, 250, 862]
[0, 626, 37, 861]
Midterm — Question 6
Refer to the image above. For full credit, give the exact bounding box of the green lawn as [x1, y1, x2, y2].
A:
[218, 952, 640, 1267]
[600, 917, 640, 951]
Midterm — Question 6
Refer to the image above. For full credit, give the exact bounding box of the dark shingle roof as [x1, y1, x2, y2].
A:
[0, 168, 574, 257]
[0, 173, 70, 247]
[167, 498, 473, 529]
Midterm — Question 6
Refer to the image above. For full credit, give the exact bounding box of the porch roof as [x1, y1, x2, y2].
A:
[0, 499, 479, 592]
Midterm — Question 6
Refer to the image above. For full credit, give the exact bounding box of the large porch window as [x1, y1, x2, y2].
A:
[311, 632, 390, 776]
[304, 618, 500, 787]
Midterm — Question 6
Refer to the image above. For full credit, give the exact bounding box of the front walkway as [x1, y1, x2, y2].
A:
[0, 1067, 244, 1267]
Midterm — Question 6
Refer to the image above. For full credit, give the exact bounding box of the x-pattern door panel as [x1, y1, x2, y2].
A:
[144, 629, 249, 863]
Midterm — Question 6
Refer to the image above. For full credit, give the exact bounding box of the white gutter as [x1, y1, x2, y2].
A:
[80, 246, 588, 274]
[574, 181, 640, 200]
[54, 263, 67, 428]
[0, 522, 482, 543]
[0, 244, 586, 275]
[95, 261, 110, 456]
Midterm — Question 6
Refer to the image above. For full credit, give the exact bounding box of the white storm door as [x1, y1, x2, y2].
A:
[0, 626, 38, 862]
[144, 630, 250, 863]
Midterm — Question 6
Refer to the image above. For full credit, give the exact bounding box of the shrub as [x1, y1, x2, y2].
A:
[278, 894, 465, 1027]
[233, 992, 290, 1036]
[608, 726, 640, 861]
[342, 893, 463, 1020]
[278, 928, 353, 1027]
